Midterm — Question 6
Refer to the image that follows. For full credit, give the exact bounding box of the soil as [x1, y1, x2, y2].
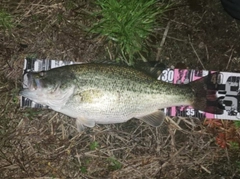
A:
[0, 0, 240, 178]
[161, 0, 240, 71]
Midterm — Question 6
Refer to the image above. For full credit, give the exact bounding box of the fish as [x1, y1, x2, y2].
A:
[20, 63, 223, 131]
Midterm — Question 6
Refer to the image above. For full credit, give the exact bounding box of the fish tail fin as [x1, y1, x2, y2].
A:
[189, 72, 224, 114]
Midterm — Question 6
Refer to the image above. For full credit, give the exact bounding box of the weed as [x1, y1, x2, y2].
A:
[0, 9, 14, 30]
[26, 54, 38, 59]
[10, 88, 19, 104]
[64, 0, 78, 10]
[90, 0, 168, 65]
[107, 157, 122, 171]
[237, 161, 240, 172]
[234, 121, 240, 128]
[89, 141, 99, 150]
[204, 119, 240, 149]
[80, 166, 87, 173]
[229, 141, 239, 150]
[22, 108, 42, 120]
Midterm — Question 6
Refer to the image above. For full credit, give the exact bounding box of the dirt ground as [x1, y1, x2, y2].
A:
[0, 0, 240, 178]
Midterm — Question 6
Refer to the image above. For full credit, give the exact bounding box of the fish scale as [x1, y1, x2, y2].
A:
[20, 63, 218, 131]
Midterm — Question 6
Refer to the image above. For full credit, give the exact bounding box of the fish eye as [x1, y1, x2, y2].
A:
[34, 71, 46, 78]
[39, 71, 46, 77]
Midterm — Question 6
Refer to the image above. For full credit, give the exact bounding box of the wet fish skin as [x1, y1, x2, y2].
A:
[20, 63, 214, 131]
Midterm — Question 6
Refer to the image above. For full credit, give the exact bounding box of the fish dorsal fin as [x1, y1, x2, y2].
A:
[92, 59, 122, 65]
[92, 60, 165, 78]
[76, 117, 95, 129]
[91, 60, 165, 78]
[137, 111, 165, 127]
[133, 61, 166, 78]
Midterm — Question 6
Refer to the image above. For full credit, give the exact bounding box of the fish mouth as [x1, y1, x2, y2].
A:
[20, 72, 43, 95]
[20, 72, 43, 100]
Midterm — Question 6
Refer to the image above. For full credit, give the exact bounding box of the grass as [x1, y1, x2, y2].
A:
[0, 0, 240, 178]
[107, 157, 122, 171]
[234, 120, 240, 128]
[89, 141, 99, 150]
[0, 9, 14, 30]
[89, 0, 169, 65]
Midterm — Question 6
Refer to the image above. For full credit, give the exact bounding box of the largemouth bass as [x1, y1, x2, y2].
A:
[20, 63, 222, 131]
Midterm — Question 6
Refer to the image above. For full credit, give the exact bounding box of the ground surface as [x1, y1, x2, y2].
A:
[0, 0, 240, 178]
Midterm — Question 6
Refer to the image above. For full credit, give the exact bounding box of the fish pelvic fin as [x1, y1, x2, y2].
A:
[76, 117, 95, 132]
[190, 72, 224, 114]
[138, 110, 165, 127]
[76, 119, 85, 132]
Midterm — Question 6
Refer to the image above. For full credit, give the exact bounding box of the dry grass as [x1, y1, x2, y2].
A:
[0, 102, 229, 179]
[1, 0, 240, 178]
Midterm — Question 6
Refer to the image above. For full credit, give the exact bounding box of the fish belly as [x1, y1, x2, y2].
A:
[53, 90, 189, 125]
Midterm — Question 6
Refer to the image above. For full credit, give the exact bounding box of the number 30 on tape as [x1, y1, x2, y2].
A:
[159, 69, 174, 83]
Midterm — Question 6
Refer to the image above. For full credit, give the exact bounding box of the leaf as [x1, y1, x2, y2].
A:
[216, 133, 227, 148]
[204, 118, 223, 128]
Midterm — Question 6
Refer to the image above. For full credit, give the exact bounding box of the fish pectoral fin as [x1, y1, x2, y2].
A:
[137, 111, 165, 127]
[76, 117, 95, 130]
[75, 119, 85, 132]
